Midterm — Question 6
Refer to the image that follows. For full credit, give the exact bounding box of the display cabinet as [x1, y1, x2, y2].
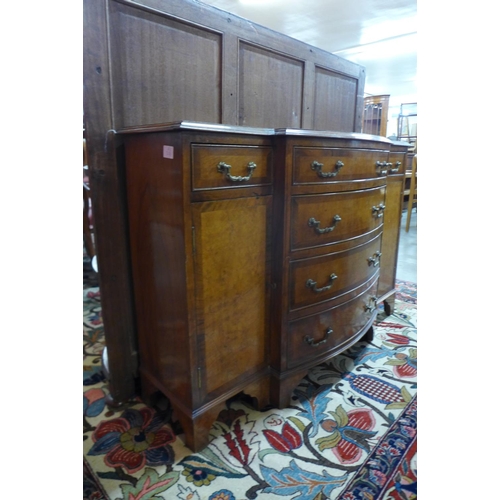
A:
[362, 95, 390, 136]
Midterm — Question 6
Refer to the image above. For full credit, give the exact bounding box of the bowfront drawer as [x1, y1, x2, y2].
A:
[290, 186, 386, 251]
[191, 144, 273, 191]
[292, 147, 390, 185]
[289, 234, 382, 311]
[287, 280, 378, 368]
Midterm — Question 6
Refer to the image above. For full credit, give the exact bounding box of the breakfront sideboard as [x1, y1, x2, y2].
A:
[120, 121, 408, 451]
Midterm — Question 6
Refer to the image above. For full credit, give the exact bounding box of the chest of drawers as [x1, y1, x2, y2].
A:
[120, 121, 407, 451]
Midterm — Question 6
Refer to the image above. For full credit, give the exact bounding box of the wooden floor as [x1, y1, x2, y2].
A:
[396, 207, 417, 283]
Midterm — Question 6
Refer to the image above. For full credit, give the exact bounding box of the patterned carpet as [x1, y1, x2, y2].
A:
[84, 277, 416, 500]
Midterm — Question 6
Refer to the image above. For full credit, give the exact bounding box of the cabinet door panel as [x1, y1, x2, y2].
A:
[192, 196, 272, 396]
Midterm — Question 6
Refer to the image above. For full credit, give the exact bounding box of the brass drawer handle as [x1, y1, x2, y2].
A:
[375, 160, 389, 176]
[367, 251, 382, 267]
[217, 161, 257, 182]
[306, 273, 338, 293]
[372, 204, 386, 218]
[311, 160, 344, 178]
[364, 296, 378, 313]
[308, 215, 341, 234]
[390, 161, 401, 173]
[304, 327, 333, 347]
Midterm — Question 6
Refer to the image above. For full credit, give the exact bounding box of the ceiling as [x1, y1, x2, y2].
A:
[197, 0, 417, 108]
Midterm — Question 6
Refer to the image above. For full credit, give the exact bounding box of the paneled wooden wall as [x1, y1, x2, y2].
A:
[83, 0, 366, 403]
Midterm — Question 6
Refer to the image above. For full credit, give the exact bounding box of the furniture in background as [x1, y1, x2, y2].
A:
[120, 121, 409, 451]
[362, 94, 390, 136]
[397, 102, 417, 149]
[405, 154, 417, 232]
[84, 0, 368, 404]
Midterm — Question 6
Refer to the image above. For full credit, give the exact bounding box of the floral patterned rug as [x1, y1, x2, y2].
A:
[84, 280, 416, 500]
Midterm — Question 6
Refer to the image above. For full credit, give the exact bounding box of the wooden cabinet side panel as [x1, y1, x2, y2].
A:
[83, 0, 138, 402]
[125, 133, 193, 405]
[192, 196, 272, 398]
[379, 174, 404, 297]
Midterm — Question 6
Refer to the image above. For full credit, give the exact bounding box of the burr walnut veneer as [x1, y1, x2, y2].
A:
[120, 121, 407, 451]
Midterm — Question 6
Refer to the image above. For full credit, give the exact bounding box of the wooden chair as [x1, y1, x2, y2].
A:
[404, 154, 417, 232]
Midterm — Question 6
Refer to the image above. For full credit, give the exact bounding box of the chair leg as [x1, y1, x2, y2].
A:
[405, 202, 413, 232]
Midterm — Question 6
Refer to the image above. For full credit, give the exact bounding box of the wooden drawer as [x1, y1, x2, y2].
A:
[287, 280, 378, 368]
[387, 152, 405, 176]
[290, 186, 386, 251]
[191, 144, 273, 191]
[292, 147, 389, 185]
[289, 234, 382, 311]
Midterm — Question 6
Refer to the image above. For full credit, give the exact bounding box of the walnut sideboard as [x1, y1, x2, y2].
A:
[119, 121, 409, 451]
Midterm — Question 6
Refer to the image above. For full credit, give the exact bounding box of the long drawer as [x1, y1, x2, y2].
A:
[292, 147, 389, 185]
[290, 186, 386, 251]
[191, 144, 273, 191]
[289, 234, 382, 311]
[286, 279, 378, 368]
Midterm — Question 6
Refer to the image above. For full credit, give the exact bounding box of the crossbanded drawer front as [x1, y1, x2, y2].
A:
[191, 144, 273, 190]
[290, 186, 386, 251]
[387, 152, 405, 175]
[289, 234, 382, 311]
[287, 281, 378, 368]
[292, 147, 390, 184]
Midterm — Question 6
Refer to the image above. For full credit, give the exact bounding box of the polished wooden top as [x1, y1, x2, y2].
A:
[117, 121, 275, 136]
[118, 121, 409, 148]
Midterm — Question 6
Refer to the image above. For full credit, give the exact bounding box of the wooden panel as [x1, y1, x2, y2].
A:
[379, 173, 404, 298]
[191, 144, 273, 191]
[83, 0, 138, 403]
[287, 279, 378, 369]
[109, 2, 223, 128]
[293, 147, 389, 185]
[192, 196, 271, 396]
[238, 42, 304, 128]
[124, 131, 194, 404]
[289, 234, 381, 311]
[290, 187, 386, 251]
[313, 66, 358, 132]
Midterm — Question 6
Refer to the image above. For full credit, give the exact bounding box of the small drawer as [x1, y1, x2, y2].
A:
[289, 234, 382, 311]
[387, 152, 405, 175]
[287, 281, 378, 368]
[292, 147, 390, 185]
[290, 186, 386, 251]
[191, 144, 273, 191]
